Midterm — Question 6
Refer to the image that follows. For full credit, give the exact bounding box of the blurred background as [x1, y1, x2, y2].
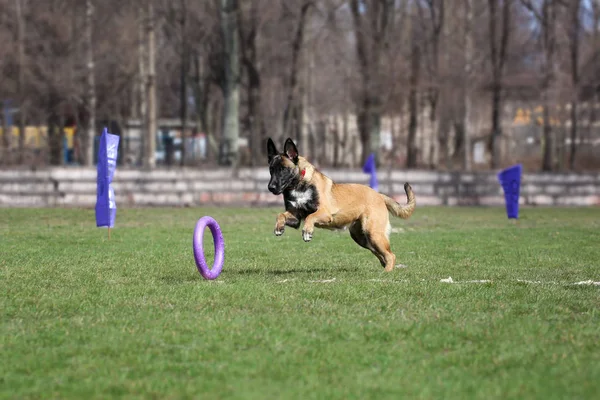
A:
[0, 0, 599, 172]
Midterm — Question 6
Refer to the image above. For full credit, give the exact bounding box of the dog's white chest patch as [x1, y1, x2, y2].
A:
[289, 189, 312, 209]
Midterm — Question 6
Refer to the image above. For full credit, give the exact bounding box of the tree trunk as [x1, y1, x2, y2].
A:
[208, 96, 219, 163]
[568, 0, 581, 170]
[144, 0, 157, 169]
[519, 0, 555, 171]
[16, 0, 26, 164]
[303, 48, 314, 158]
[428, 96, 438, 169]
[85, 0, 96, 166]
[441, 6, 452, 170]
[309, 124, 317, 165]
[349, 0, 393, 166]
[248, 86, 262, 165]
[282, 1, 313, 139]
[219, 0, 240, 166]
[1, 102, 9, 162]
[294, 99, 304, 154]
[369, 98, 382, 166]
[416, 0, 444, 169]
[332, 116, 340, 167]
[350, 0, 373, 166]
[247, 76, 263, 164]
[241, 0, 265, 163]
[342, 111, 349, 167]
[487, 0, 512, 169]
[138, 4, 147, 167]
[356, 100, 371, 166]
[47, 95, 63, 166]
[542, 1, 556, 172]
[192, 53, 207, 134]
[179, 0, 188, 166]
[489, 85, 501, 168]
[541, 98, 553, 172]
[407, 43, 420, 169]
[341, 64, 350, 167]
[464, 0, 474, 171]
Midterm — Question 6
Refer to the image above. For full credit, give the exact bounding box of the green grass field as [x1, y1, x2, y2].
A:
[1, 206, 599, 399]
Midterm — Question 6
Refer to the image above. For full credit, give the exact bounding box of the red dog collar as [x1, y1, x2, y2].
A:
[300, 169, 306, 179]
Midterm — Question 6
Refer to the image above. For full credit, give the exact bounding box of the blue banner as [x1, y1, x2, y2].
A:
[95, 127, 120, 228]
[362, 153, 379, 192]
[497, 164, 522, 219]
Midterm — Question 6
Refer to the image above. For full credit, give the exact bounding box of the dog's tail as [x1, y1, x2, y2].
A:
[381, 182, 416, 219]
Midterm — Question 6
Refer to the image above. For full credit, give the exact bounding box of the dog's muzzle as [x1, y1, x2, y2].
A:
[268, 183, 281, 195]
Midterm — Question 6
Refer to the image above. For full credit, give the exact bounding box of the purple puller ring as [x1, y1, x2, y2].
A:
[193, 216, 225, 280]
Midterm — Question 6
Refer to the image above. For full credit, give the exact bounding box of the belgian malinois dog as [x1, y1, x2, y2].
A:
[267, 137, 416, 272]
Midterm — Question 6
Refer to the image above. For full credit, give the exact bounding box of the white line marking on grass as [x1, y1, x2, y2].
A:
[516, 279, 557, 285]
[440, 277, 492, 284]
[308, 278, 336, 283]
[573, 280, 600, 286]
[271, 277, 597, 286]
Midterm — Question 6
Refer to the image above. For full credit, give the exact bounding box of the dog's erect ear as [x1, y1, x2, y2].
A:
[284, 138, 299, 163]
[267, 138, 278, 162]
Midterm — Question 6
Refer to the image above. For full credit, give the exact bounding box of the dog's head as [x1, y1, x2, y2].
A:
[266, 137, 300, 195]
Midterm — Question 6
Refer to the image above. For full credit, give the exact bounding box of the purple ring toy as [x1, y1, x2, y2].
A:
[193, 216, 225, 280]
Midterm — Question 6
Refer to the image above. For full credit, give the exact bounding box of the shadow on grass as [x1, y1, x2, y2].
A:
[158, 266, 355, 284]
[232, 266, 354, 276]
[159, 274, 201, 284]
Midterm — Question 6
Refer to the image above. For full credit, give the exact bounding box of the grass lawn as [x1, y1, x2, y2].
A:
[1, 206, 599, 399]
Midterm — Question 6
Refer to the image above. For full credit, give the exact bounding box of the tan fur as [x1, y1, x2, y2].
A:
[276, 156, 416, 272]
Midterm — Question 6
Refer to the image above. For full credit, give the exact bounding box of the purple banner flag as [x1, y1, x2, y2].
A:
[362, 153, 379, 192]
[95, 127, 120, 228]
[497, 163, 522, 219]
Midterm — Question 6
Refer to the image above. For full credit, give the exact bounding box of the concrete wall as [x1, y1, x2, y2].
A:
[1, 167, 599, 208]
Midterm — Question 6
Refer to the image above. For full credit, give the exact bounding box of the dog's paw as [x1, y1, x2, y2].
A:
[302, 230, 313, 242]
[274, 226, 285, 236]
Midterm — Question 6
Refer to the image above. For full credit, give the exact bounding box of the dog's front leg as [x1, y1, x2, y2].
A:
[274, 211, 300, 236]
[302, 210, 333, 242]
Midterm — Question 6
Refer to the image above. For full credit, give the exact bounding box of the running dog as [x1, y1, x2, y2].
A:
[266, 137, 416, 271]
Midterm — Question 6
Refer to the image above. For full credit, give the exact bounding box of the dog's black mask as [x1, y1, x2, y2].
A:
[266, 138, 299, 195]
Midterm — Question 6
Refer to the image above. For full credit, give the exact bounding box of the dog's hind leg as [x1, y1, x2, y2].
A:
[349, 221, 369, 249]
[369, 233, 396, 272]
[350, 221, 390, 268]
[362, 211, 397, 271]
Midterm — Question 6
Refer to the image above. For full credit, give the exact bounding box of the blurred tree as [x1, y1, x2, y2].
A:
[463, 0, 474, 171]
[15, 0, 27, 164]
[219, 0, 240, 166]
[349, 0, 395, 166]
[239, 0, 268, 164]
[416, 0, 444, 169]
[84, 0, 95, 166]
[143, 0, 157, 169]
[282, 1, 314, 143]
[567, 0, 581, 170]
[520, 0, 557, 172]
[487, 0, 513, 169]
[406, 2, 420, 169]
